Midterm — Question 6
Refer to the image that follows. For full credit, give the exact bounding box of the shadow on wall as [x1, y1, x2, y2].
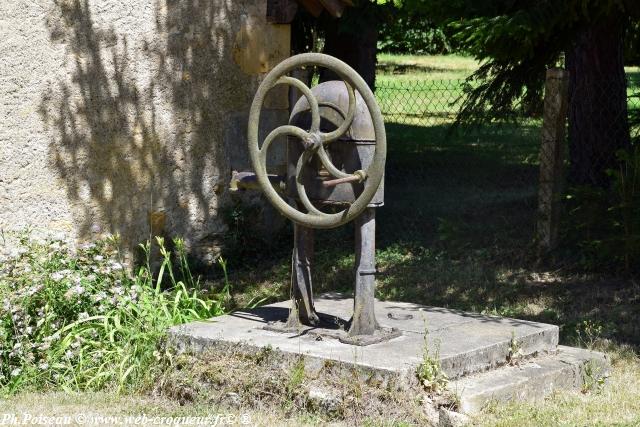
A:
[38, 0, 257, 263]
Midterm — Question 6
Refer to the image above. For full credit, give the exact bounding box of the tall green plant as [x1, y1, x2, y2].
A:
[0, 235, 229, 395]
[378, 7, 454, 54]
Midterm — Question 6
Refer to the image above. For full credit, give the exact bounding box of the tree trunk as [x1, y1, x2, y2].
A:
[320, 9, 378, 91]
[566, 14, 631, 187]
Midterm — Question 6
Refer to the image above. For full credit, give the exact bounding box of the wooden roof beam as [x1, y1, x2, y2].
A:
[296, 0, 351, 18]
[297, 0, 324, 17]
[318, 0, 346, 17]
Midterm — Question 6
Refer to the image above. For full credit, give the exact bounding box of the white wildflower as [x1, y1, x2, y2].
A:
[93, 291, 107, 302]
[27, 285, 43, 296]
[94, 255, 104, 261]
[10, 368, 21, 377]
[50, 272, 65, 282]
[65, 284, 85, 299]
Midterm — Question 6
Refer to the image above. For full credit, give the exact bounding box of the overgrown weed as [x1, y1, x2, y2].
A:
[0, 233, 229, 395]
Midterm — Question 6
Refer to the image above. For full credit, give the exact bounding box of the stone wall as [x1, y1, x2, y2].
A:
[0, 0, 290, 262]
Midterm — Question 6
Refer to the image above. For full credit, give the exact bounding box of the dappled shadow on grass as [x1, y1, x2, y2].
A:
[221, 122, 538, 297]
[627, 71, 640, 89]
[216, 119, 639, 350]
[377, 62, 451, 75]
[378, 121, 540, 250]
[374, 245, 640, 348]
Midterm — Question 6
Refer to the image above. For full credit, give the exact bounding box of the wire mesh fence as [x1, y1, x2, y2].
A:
[232, 73, 640, 295]
[561, 76, 640, 271]
[374, 79, 542, 266]
[219, 71, 640, 313]
[373, 75, 640, 273]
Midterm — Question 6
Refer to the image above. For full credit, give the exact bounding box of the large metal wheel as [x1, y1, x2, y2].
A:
[248, 53, 386, 229]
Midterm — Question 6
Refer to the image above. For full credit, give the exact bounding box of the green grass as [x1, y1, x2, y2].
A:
[479, 345, 640, 426]
[376, 54, 475, 123]
[3, 54, 640, 425]
[0, 235, 229, 395]
[204, 53, 640, 424]
[377, 53, 479, 81]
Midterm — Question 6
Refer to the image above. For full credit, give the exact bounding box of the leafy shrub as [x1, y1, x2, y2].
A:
[378, 8, 454, 55]
[0, 234, 228, 395]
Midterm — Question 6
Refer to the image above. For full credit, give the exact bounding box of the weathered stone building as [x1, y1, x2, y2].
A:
[1, 0, 354, 258]
[1, 0, 356, 261]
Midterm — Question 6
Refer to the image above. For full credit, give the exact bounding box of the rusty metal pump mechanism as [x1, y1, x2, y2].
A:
[248, 53, 396, 344]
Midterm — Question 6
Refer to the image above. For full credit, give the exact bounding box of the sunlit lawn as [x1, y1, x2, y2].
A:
[377, 53, 479, 81]
[4, 54, 639, 427]
[207, 53, 640, 425]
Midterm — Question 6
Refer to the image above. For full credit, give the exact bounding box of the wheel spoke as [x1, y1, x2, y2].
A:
[316, 144, 350, 179]
[275, 76, 321, 132]
[320, 80, 356, 143]
[259, 125, 308, 173]
[295, 151, 324, 216]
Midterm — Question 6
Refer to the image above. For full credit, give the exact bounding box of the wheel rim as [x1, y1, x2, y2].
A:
[248, 53, 386, 229]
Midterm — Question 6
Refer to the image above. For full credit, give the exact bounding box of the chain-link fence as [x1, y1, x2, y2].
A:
[561, 75, 640, 272]
[227, 71, 639, 300]
[369, 74, 640, 275]
[373, 79, 542, 266]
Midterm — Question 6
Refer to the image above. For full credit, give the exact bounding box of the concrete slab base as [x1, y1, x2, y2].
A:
[168, 294, 609, 414]
[450, 345, 609, 414]
[169, 293, 559, 382]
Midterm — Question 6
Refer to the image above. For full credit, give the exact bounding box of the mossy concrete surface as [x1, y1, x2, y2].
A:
[167, 293, 607, 414]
